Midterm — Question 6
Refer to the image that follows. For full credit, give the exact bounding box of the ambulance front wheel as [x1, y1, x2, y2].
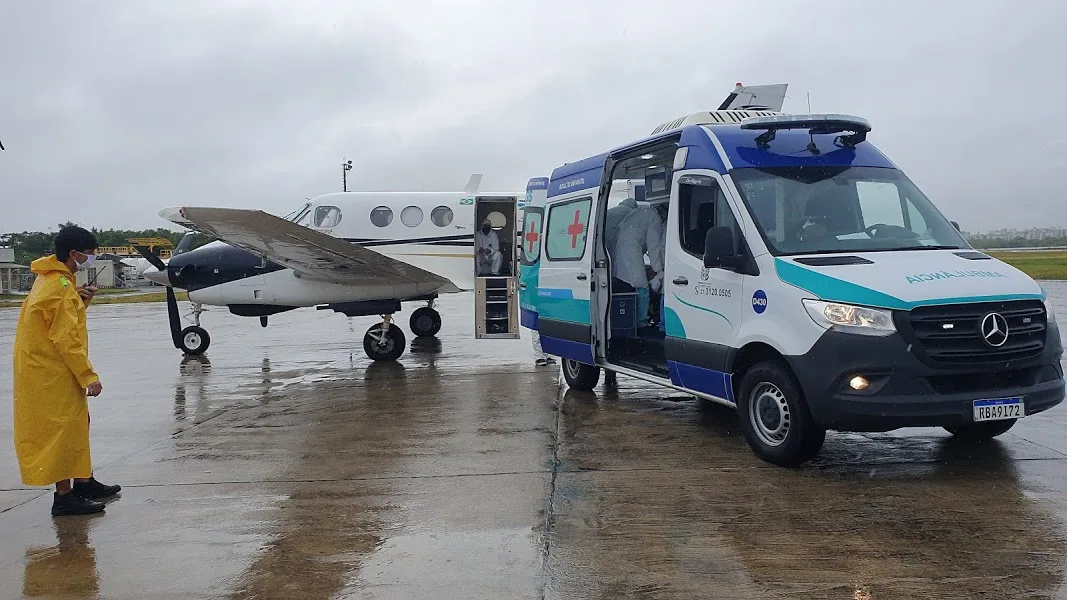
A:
[180, 326, 210, 356]
[737, 361, 825, 467]
[409, 307, 442, 338]
[364, 323, 406, 362]
[562, 359, 600, 391]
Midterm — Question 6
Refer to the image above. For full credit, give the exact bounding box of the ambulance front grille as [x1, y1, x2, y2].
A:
[896, 300, 1047, 367]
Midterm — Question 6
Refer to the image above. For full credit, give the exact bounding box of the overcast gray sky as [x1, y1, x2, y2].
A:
[2, 1, 1065, 234]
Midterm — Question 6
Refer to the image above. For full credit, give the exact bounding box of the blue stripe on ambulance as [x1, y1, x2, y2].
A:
[667, 362, 735, 403]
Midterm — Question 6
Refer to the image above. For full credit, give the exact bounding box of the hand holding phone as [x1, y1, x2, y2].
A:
[78, 285, 98, 304]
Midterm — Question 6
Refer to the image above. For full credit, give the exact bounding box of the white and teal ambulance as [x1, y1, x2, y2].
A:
[527, 110, 1064, 466]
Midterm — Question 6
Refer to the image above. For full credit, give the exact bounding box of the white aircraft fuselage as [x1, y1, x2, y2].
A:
[145, 188, 522, 312]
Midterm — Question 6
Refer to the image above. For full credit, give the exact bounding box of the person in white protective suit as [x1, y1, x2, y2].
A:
[531, 330, 557, 367]
[475, 218, 502, 276]
[655, 202, 668, 331]
[604, 197, 638, 261]
[612, 201, 666, 325]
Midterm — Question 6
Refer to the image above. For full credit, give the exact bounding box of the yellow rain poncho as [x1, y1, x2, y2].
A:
[12, 256, 99, 486]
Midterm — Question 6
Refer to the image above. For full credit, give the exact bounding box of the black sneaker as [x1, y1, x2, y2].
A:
[72, 477, 121, 500]
[52, 492, 105, 517]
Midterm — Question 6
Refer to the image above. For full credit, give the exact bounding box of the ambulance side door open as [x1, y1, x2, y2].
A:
[518, 203, 545, 328]
[536, 193, 596, 363]
[664, 172, 749, 401]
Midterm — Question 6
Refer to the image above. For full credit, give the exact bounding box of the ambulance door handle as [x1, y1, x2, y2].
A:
[519, 282, 526, 290]
[576, 273, 587, 281]
[673, 276, 688, 286]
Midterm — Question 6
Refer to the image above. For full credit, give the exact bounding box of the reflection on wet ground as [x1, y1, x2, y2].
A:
[547, 386, 1067, 599]
[0, 290, 1066, 599]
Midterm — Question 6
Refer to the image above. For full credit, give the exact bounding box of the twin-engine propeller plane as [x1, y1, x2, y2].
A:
[138, 175, 528, 362]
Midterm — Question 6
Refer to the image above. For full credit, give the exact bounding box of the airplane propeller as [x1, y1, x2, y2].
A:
[133, 244, 187, 351]
[135, 245, 167, 272]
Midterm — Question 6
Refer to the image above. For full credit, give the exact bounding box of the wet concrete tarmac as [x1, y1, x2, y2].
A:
[1, 289, 1067, 599]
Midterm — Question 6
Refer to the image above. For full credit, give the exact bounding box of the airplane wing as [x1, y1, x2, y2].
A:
[159, 206, 460, 293]
[719, 83, 788, 112]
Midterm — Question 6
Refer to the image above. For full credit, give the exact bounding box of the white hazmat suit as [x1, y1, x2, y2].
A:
[604, 197, 638, 260]
[612, 205, 665, 322]
[475, 222, 502, 276]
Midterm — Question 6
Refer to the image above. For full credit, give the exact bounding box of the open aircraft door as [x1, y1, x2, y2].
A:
[474, 195, 520, 339]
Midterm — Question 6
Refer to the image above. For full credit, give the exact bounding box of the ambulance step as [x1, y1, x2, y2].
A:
[611, 358, 670, 379]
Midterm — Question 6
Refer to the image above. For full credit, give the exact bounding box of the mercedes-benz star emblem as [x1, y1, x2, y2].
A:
[980, 312, 1009, 347]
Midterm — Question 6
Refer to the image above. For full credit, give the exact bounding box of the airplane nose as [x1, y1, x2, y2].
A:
[144, 266, 169, 286]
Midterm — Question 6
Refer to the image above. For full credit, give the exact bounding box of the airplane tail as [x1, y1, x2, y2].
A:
[718, 83, 788, 112]
[174, 231, 196, 255]
[464, 174, 483, 194]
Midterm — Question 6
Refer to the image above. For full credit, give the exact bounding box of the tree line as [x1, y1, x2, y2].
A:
[1, 222, 212, 265]
[4, 224, 1062, 266]
[966, 236, 1067, 250]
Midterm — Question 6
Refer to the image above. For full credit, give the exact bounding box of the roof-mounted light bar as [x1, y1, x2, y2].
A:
[740, 113, 872, 149]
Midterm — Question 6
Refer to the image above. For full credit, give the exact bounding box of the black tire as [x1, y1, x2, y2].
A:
[944, 419, 1017, 441]
[179, 326, 210, 356]
[409, 307, 442, 338]
[562, 359, 600, 391]
[736, 361, 826, 467]
[363, 323, 406, 362]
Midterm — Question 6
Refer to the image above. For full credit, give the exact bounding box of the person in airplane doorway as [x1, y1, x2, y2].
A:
[475, 217, 503, 276]
[12, 226, 121, 518]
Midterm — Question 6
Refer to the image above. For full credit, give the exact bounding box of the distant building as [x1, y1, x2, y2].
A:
[0, 246, 29, 294]
[74, 254, 131, 289]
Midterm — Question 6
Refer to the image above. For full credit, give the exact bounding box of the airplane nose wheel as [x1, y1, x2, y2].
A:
[409, 307, 442, 338]
[364, 316, 406, 362]
[180, 325, 211, 356]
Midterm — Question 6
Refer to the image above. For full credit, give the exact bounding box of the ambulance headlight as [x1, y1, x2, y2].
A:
[803, 300, 896, 336]
[1044, 297, 1056, 323]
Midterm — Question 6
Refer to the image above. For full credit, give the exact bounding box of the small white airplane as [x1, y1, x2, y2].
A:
[141, 174, 528, 361]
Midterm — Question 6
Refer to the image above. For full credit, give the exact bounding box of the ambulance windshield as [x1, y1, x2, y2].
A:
[732, 166, 967, 256]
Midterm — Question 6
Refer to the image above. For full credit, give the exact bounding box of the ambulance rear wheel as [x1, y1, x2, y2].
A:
[562, 359, 600, 391]
[409, 307, 442, 338]
[737, 361, 825, 467]
[363, 323, 406, 362]
[179, 326, 210, 356]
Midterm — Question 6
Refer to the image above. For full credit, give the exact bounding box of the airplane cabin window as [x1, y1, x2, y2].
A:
[314, 206, 342, 228]
[370, 206, 393, 227]
[401, 205, 424, 227]
[431, 206, 454, 227]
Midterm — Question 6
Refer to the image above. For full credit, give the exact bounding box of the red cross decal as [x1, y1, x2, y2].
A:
[525, 220, 540, 253]
[567, 210, 585, 248]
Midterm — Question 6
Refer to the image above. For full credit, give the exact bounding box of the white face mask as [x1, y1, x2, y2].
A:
[74, 252, 97, 271]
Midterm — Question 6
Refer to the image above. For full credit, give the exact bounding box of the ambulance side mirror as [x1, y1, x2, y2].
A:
[703, 227, 743, 270]
[951, 221, 961, 232]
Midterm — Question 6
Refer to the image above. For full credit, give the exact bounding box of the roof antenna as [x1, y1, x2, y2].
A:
[805, 94, 819, 155]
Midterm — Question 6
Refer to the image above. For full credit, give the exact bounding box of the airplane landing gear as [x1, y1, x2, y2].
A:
[166, 291, 211, 356]
[364, 314, 406, 362]
[179, 303, 211, 356]
[180, 325, 210, 355]
[409, 304, 442, 338]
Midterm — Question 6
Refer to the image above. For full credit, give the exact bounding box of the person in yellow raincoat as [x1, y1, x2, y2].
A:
[12, 226, 121, 517]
